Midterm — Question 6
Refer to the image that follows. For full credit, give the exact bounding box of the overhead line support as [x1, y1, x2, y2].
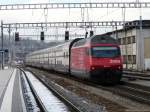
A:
[2, 21, 140, 29]
[0, 2, 150, 10]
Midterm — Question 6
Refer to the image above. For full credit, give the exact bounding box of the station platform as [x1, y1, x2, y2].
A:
[0, 68, 26, 112]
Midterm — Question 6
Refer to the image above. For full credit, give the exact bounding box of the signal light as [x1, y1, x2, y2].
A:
[15, 32, 19, 41]
[90, 30, 94, 37]
[0, 49, 8, 52]
[85, 32, 88, 38]
[65, 31, 69, 41]
[4, 49, 8, 52]
[40, 31, 44, 41]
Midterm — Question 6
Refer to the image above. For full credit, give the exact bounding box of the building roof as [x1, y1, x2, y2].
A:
[125, 20, 150, 29]
[102, 20, 150, 35]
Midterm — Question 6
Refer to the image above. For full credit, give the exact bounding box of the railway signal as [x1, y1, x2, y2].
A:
[15, 32, 19, 41]
[90, 30, 94, 37]
[65, 31, 69, 41]
[85, 32, 88, 38]
[40, 31, 44, 41]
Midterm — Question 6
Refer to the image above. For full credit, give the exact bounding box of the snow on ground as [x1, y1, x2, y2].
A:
[25, 71, 70, 112]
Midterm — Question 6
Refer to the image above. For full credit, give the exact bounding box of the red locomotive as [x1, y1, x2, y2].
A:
[25, 35, 122, 84]
[71, 35, 122, 83]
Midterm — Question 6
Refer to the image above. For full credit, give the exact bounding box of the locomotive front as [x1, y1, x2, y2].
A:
[89, 35, 123, 83]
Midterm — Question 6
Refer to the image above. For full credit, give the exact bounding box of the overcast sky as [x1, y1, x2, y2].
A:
[1, 0, 150, 41]
[1, 0, 150, 4]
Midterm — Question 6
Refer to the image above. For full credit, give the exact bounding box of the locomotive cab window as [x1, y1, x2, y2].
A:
[91, 46, 120, 58]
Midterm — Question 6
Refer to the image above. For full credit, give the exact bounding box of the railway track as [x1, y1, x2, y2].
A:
[123, 71, 150, 81]
[85, 81, 150, 105]
[116, 85, 150, 104]
[96, 84, 150, 105]
[25, 67, 150, 108]
[76, 78, 150, 106]
[20, 68, 82, 112]
[123, 74, 150, 81]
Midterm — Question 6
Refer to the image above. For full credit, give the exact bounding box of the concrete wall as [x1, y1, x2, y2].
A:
[144, 37, 150, 58]
[144, 37, 150, 70]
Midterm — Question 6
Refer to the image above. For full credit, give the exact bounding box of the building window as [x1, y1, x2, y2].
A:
[128, 55, 132, 64]
[123, 38, 126, 45]
[133, 55, 136, 64]
[123, 55, 136, 64]
[118, 38, 121, 45]
[121, 38, 124, 45]
[127, 37, 132, 44]
[123, 55, 127, 64]
[132, 36, 136, 43]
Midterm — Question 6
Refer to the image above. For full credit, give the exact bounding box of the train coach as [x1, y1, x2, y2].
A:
[25, 35, 123, 84]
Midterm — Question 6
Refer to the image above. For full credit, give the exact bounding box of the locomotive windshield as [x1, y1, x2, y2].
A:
[91, 46, 120, 58]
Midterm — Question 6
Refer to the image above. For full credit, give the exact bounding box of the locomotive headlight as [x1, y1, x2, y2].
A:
[118, 66, 122, 69]
[91, 66, 95, 70]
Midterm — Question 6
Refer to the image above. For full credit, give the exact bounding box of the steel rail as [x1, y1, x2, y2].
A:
[112, 85, 150, 105]
[20, 68, 47, 112]
[123, 74, 150, 81]
[21, 68, 82, 112]
[26, 67, 150, 106]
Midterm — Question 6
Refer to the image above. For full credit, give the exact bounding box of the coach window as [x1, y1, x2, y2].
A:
[64, 52, 65, 57]
[66, 52, 69, 57]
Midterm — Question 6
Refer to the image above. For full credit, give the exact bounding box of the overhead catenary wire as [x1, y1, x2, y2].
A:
[2, 1, 149, 42]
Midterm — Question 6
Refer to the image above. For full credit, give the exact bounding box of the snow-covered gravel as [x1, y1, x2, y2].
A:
[25, 71, 70, 112]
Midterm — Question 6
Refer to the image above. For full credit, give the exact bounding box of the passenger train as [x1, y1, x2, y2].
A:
[25, 35, 123, 84]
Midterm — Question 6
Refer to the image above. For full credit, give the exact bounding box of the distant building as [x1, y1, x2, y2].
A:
[101, 20, 150, 71]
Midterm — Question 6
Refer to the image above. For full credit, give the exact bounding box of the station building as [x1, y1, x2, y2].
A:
[102, 20, 150, 71]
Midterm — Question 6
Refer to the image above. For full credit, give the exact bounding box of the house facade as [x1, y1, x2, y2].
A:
[102, 20, 150, 71]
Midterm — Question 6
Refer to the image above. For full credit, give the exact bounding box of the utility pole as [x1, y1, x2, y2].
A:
[1, 21, 4, 69]
[115, 22, 118, 40]
[136, 0, 145, 71]
[8, 24, 11, 66]
[122, 8, 128, 69]
[137, 16, 144, 71]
